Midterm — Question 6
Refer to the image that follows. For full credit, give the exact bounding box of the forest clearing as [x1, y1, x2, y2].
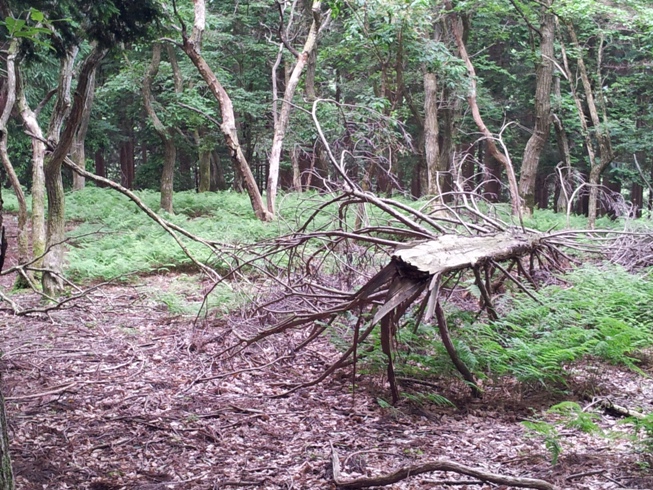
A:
[0, 0, 652, 489]
[0, 189, 651, 490]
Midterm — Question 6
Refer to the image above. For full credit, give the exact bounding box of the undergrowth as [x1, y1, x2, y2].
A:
[356, 263, 653, 391]
[63, 188, 337, 281]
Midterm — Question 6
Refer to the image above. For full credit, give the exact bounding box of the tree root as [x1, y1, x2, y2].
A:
[331, 444, 557, 489]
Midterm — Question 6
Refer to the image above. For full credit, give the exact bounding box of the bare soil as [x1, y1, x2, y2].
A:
[0, 215, 652, 490]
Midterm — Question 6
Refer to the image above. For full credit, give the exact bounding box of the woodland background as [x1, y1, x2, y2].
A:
[0, 1, 651, 489]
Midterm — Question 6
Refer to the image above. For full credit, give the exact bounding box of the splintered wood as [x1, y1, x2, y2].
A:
[392, 232, 541, 276]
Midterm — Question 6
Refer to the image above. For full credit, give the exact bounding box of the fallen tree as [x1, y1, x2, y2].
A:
[205, 99, 650, 404]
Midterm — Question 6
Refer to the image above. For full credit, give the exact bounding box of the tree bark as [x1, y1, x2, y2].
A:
[143, 43, 176, 213]
[447, 3, 521, 216]
[71, 69, 96, 191]
[180, 0, 272, 221]
[43, 45, 107, 297]
[518, 1, 555, 214]
[267, 0, 322, 218]
[423, 71, 441, 197]
[198, 149, 211, 193]
[16, 71, 46, 267]
[291, 145, 302, 192]
[211, 151, 226, 191]
[94, 149, 106, 184]
[565, 23, 613, 228]
[0, 40, 29, 283]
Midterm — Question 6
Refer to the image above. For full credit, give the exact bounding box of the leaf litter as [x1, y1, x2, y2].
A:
[0, 221, 652, 489]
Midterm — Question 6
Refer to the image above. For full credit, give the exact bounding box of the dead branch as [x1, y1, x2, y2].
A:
[331, 444, 557, 489]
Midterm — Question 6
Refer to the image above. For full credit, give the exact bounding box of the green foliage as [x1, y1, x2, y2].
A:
[402, 392, 455, 408]
[626, 412, 653, 454]
[523, 401, 601, 465]
[471, 265, 653, 386]
[548, 401, 602, 434]
[63, 188, 347, 281]
[64, 188, 288, 281]
[522, 420, 562, 465]
[347, 262, 653, 392]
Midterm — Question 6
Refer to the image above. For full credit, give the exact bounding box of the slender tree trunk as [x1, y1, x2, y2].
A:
[423, 71, 441, 197]
[438, 86, 457, 202]
[193, 130, 211, 192]
[71, 70, 96, 191]
[304, 46, 317, 101]
[267, 0, 322, 217]
[291, 145, 302, 192]
[553, 114, 572, 212]
[198, 149, 211, 192]
[16, 72, 46, 267]
[1, 40, 29, 282]
[518, 1, 555, 214]
[94, 149, 106, 184]
[143, 43, 176, 213]
[120, 140, 134, 189]
[211, 151, 226, 191]
[447, 4, 521, 216]
[180, 0, 271, 221]
[43, 45, 107, 296]
[565, 23, 613, 228]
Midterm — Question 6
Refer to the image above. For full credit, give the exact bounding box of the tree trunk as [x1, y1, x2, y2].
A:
[180, 0, 271, 221]
[1, 40, 29, 283]
[120, 139, 134, 189]
[518, 1, 555, 214]
[71, 69, 96, 191]
[552, 70, 573, 214]
[564, 23, 613, 228]
[423, 72, 441, 197]
[42, 159, 66, 295]
[267, 0, 321, 217]
[447, 3, 521, 216]
[198, 149, 211, 192]
[94, 149, 106, 184]
[211, 151, 226, 191]
[291, 145, 302, 192]
[43, 45, 107, 297]
[483, 149, 502, 203]
[143, 43, 176, 213]
[17, 71, 46, 267]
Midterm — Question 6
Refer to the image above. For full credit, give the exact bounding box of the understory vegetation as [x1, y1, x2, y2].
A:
[6, 187, 651, 388]
[370, 264, 653, 388]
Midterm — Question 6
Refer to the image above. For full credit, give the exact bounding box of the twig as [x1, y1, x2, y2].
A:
[330, 443, 556, 489]
[6, 381, 78, 401]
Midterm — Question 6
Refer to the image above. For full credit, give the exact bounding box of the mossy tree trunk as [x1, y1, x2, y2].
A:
[16, 72, 46, 269]
[42, 45, 107, 297]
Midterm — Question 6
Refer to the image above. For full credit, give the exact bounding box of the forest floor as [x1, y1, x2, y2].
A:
[0, 215, 652, 490]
